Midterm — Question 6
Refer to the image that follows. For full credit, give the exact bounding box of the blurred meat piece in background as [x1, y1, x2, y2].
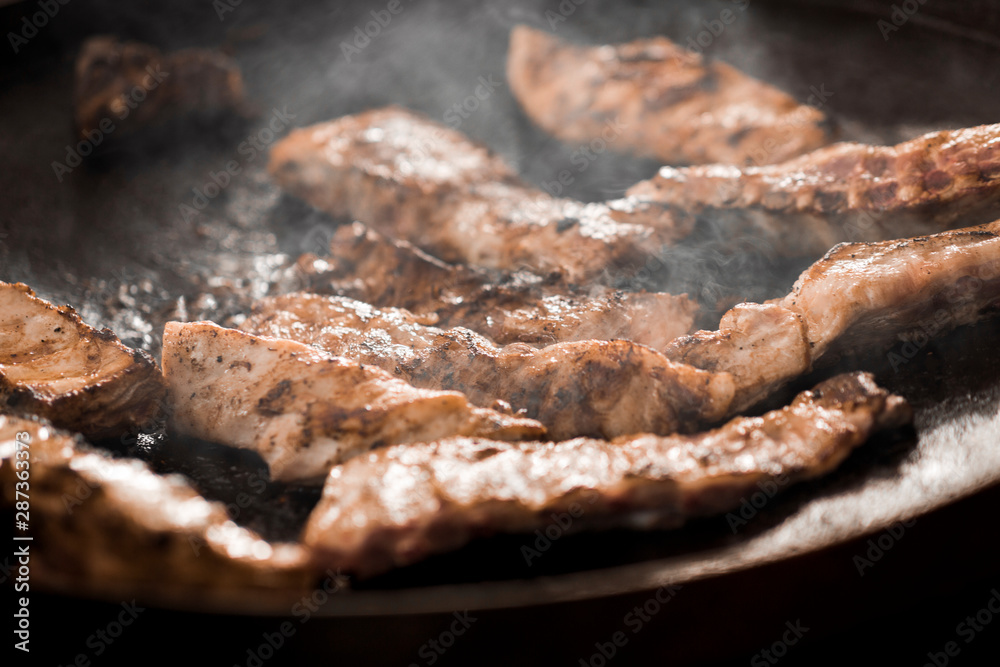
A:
[507, 25, 832, 166]
[72, 35, 253, 146]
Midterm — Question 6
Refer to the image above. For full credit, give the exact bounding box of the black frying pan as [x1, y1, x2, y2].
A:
[2, 0, 1000, 664]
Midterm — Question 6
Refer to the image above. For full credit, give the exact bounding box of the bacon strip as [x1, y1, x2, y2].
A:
[628, 125, 1000, 256]
[304, 372, 909, 578]
[666, 220, 1000, 412]
[242, 293, 733, 440]
[162, 321, 545, 482]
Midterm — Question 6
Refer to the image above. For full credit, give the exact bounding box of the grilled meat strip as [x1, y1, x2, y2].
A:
[268, 106, 680, 282]
[666, 220, 1000, 413]
[0, 282, 165, 440]
[242, 293, 734, 440]
[0, 414, 310, 594]
[627, 124, 1000, 257]
[506, 25, 831, 166]
[284, 222, 697, 348]
[74, 35, 251, 143]
[304, 372, 909, 578]
[162, 321, 545, 482]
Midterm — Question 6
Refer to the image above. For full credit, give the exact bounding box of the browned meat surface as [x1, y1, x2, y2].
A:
[282, 222, 697, 348]
[268, 106, 679, 282]
[73, 35, 250, 142]
[628, 124, 1000, 256]
[506, 25, 831, 166]
[241, 293, 733, 440]
[0, 414, 311, 597]
[666, 219, 1000, 412]
[162, 321, 545, 482]
[304, 372, 909, 578]
[0, 282, 165, 440]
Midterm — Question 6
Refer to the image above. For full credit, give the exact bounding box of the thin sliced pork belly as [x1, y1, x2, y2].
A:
[304, 372, 909, 578]
[0, 282, 164, 439]
[666, 219, 1000, 412]
[268, 107, 681, 282]
[0, 414, 310, 592]
[242, 293, 734, 440]
[162, 321, 545, 482]
[287, 222, 697, 349]
[627, 124, 1000, 256]
[507, 25, 831, 166]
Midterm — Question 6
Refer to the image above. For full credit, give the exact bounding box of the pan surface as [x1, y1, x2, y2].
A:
[2, 0, 1000, 620]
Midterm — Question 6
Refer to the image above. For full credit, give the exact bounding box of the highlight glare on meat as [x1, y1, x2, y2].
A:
[627, 124, 1000, 256]
[162, 321, 546, 482]
[268, 106, 680, 282]
[0, 282, 165, 440]
[241, 293, 734, 440]
[283, 222, 697, 348]
[303, 372, 910, 578]
[0, 414, 310, 594]
[506, 25, 831, 166]
[666, 219, 1000, 412]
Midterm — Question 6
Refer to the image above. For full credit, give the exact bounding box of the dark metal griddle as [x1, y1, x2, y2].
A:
[3, 0, 1000, 664]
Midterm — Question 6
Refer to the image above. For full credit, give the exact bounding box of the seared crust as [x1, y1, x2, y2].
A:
[507, 25, 831, 166]
[0, 414, 310, 594]
[0, 282, 165, 440]
[268, 107, 667, 282]
[665, 220, 1000, 412]
[73, 35, 250, 141]
[628, 124, 1000, 256]
[162, 321, 545, 482]
[242, 293, 734, 440]
[285, 222, 697, 348]
[303, 372, 910, 578]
